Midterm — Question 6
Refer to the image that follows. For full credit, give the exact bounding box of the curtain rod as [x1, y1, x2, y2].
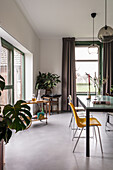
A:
[75, 37, 98, 41]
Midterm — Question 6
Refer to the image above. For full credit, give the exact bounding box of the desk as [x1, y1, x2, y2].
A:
[25, 100, 50, 124]
[77, 95, 113, 157]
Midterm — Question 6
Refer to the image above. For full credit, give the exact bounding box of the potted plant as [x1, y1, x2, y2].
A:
[35, 72, 61, 96]
[0, 75, 32, 169]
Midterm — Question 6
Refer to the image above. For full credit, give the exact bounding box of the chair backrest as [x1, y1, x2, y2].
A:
[68, 95, 72, 103]
[69, 102, 80, 127]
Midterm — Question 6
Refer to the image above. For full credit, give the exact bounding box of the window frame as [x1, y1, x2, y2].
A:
[1, 38, 25, 104]
[75, 41, 103, 95]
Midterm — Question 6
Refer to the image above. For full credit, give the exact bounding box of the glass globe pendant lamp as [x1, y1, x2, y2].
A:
[98, 0, 113, 43]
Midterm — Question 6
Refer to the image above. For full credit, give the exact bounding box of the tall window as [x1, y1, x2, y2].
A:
[0, 38, 25, 105]
[14, 49, 24, 102]
[75, 44, 100, 94]
[0, 46, 12, 104]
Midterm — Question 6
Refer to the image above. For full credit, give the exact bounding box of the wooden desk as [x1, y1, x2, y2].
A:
[25, 100, 50, 124]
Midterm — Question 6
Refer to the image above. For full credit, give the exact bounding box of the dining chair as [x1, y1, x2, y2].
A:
[105, 112, 113, 131]
[105, 93, 113, 131]
[68, 95, 85, 128]
[69, 102, 103, 154]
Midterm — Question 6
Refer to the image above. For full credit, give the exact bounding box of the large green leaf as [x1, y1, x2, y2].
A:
[35, 71, 61, 90]
[0, 119, 12, 144]
[3, 100, 32, 132]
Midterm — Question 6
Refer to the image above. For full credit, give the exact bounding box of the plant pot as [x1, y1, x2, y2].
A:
[45, 89, 52, 95]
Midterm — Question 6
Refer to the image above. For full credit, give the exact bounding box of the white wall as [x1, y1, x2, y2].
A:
[40, 39, 62, 109]
[0, 0, 63, 109]
[0, 0, 40, 95]
[40, 39, 62, 94]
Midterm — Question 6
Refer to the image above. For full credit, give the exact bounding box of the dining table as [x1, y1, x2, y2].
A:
[77, 95, 113, 157]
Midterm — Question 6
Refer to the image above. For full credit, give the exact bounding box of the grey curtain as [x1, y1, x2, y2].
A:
[103, 41, 113, 95]
[62, 37, 76, 111]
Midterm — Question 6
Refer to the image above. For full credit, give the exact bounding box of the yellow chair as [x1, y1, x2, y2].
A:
[69, 102, 103, 154]
[68, 95, 85, 128]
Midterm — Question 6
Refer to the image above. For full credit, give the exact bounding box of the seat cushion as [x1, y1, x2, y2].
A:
[108, 112, 113, 116]
[78, 117, 101, 127]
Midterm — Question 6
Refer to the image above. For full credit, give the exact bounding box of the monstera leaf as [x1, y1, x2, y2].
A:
[0, 117, 12, 144]
[3, 100, 32, 133]
[0, 75, 5, 96]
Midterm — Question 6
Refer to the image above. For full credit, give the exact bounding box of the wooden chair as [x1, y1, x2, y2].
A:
[42, 95, 61, 114]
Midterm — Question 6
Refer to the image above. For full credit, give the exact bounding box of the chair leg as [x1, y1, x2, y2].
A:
[105, 113, 111, 131]
[69, 113, 73, 127]
[93, 126, 97, 143]
[105, 113, 109, 131]
[73, 128, 84, 153]
[72, 127, 78, 141]
[97, 126, 103, 154]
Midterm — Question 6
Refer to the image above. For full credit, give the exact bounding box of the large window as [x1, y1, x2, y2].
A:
[0, 38, 25, 105]
[75, 42, 102, 94]
[14, 49, 24, 102]
[0, 45, 13, 105]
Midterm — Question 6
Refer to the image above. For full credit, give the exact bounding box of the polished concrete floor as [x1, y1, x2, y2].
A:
[4, 112, 113, 170]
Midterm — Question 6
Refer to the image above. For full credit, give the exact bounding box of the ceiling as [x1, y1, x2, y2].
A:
[14, 0, 113, 39]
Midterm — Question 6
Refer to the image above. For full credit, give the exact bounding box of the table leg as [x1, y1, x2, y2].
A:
[77, 97, 79, 107]
[51, 98, 52, 114]
[48, 101, 51, 115]
[46, 103, 47, 124]
[107, 114, 110, 123]
[86, 109, 90, 157]
[57, 98, 59, 114]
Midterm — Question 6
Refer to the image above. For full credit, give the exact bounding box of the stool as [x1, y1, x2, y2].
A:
[42, 94, 61, 114]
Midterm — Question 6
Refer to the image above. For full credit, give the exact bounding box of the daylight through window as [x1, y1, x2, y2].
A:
[75, 46, 99, 94]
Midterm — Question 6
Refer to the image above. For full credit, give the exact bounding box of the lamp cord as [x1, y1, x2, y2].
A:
[93, 17, 94, 45]
[105, 0, 107, 27]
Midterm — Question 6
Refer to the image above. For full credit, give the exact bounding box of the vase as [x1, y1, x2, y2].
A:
[37, 89, 41, 101]
[98, 86, 103, 95]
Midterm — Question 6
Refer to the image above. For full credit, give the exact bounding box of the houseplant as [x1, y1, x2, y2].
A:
[0, 75, 32, 169]
[0, 75, 32, 143]
[35, 71, 61, 96]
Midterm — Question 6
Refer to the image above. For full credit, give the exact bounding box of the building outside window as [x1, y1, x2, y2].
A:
[14, 49, 24, 102]
[0, 38, 25, 105]
[0, 46, 12, 104]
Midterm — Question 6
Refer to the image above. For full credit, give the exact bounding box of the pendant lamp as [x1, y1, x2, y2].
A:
[98, 0, 113, 43]
[88, 13, 98, 54]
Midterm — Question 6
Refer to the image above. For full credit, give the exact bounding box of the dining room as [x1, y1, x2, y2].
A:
[1, 0, 113, 169]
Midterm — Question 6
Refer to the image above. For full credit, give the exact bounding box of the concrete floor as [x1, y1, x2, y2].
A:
[4, 112, 113, 170]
